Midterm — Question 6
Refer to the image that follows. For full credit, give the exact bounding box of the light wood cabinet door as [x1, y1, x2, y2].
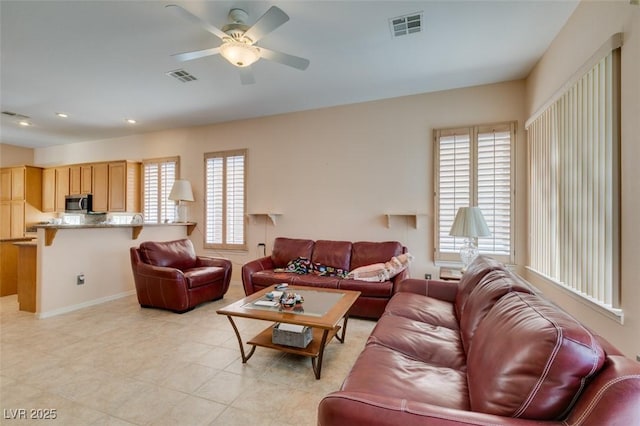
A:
[10, 201, 24, 238]
[108, 162, 126, 212]
[81, 165, 92, 194]
[0, 169, 11, 201]
[11, 168, 25, 200]
[55, 167, 70, 212]
[69, 165, 81, 195]
[0, 202, 10, 238]
[42, 168, 55, 212]
[92, 163, 109, 212]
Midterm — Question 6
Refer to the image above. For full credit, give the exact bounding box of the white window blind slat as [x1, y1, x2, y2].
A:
[434, 123, 515, 263]
[142, 158, 178, 224]
[526, 47, 620, 310]
[205, 150, 246, 249]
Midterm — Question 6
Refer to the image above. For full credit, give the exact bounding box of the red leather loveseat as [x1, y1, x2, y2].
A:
[130, 239, 232, 313]
[242, 237, 410, 319]
[318, 255, 640, 425]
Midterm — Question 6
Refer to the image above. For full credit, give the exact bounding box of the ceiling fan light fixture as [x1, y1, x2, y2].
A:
[219, 40, 260, 67]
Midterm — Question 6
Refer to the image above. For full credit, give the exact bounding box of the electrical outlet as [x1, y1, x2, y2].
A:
[76, 274, 85, 285]
[425, 273, 432, 280]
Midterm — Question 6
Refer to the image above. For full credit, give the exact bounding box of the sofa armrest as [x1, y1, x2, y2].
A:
[135, 262, 186, 281]
[318, 391, 557, 426]
[196, 256, 231, 270]
[241, 255, 275, 295]
[395, 278, 458, 303]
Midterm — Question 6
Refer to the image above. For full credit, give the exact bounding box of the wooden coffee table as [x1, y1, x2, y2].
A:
[217, 285, 360, 379]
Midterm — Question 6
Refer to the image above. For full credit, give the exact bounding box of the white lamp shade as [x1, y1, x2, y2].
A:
[449, 207, 491, 238]
[168, 179, 194, 202]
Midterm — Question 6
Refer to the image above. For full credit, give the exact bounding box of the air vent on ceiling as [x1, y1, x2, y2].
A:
[2, 111, 30, 120]
[166, 69, 198, 83]
[389, 12, 423, 37]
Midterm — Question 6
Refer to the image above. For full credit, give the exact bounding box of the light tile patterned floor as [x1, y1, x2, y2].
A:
[0, 283, 375, 425]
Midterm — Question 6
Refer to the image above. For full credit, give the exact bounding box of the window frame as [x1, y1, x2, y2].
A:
[204, 149, 247, 251]
[141, 156, 179, 224]
[433, 121, 516, 265]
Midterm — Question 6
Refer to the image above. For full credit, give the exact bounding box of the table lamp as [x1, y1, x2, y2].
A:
[449, 206, 490, 270]
[168, 179, 194, 223]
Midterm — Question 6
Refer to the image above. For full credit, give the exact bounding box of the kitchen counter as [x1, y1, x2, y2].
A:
[32, 222, 196, 246]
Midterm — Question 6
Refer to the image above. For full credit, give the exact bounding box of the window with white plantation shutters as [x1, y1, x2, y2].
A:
[434, 122, 515, 264]
[142, 157, 178, 224]
[205, 150, 246, 249]
[526, 36, 621, 313]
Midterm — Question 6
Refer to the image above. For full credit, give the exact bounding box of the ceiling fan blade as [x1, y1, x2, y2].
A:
[243, 6, 289, 43]
[238, 66, 256, 85]
[172, 47, 221, 62]
[259, 47, 310, 71]
[166, 4, 228, 40]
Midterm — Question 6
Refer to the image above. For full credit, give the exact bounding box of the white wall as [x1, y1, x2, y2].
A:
[36, 225, 189, 318]
[33, 80, 527, 283]
[524, 1, 640, 359]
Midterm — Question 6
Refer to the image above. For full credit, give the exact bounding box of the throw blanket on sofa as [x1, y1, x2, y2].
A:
[282, 257, 349, 278]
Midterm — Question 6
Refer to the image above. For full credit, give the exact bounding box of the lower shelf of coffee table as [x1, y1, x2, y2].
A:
[247, 324, 340, 357]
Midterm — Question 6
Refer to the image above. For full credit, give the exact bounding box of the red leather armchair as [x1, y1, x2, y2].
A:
[130, 239, 232, 313]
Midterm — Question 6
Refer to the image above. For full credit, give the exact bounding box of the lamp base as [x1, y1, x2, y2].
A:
[459, 238, 479, 270]
[174, 202, 189, 223]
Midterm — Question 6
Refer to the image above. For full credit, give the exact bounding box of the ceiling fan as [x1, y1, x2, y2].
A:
[166, 4, 310, 85]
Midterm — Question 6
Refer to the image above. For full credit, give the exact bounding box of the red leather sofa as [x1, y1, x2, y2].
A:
[318, 255, 640, 425]
[241, 237, 409, 319]
[130, 239, 232, 313]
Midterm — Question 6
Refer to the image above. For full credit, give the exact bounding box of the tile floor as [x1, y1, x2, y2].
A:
[0, 283, 376, 425]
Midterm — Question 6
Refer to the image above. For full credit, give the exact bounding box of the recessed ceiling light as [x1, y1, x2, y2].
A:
[18, 120, 31, 126]
[56, 112, 69, 118]
[125, 119, 137, 124]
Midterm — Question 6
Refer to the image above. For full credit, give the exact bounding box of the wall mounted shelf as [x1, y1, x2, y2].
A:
[247, 213, 282, 226]
[384, 213, 427, 229]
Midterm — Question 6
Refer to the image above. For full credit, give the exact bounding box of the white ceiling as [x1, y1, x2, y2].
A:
[0, 0, 579, 149]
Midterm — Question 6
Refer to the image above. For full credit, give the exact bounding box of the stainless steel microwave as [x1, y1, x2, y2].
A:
[65, 194, 93, 213]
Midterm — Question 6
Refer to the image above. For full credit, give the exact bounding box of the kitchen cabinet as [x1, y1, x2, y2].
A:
[81, 165, 92, 194]
[92, 162, 109, 212]
[0, 169, 10, 201]
[69, 164, 93, 195]
[42, 168, 55, 212]
[69, 165, 81, 195]
[55, 167, 69, 212]
[108, 161, 140, 212]
[0, 166, 42, 237]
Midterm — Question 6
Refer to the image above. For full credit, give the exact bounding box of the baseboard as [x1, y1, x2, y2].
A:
[36, 290, 136, 319]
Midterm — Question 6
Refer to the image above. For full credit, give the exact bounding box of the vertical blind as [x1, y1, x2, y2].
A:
[434, 123, 514, 263]
[526, 45, 620, 309]
[205, 150, 246, 249]
[142, 158, 177, 223]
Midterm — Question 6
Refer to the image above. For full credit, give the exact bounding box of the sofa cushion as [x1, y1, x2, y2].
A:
[311, 240, 352, 271]
[384, 292, 458, 330]
[271, 237, 315, 268]
[184, 266, 226, 289]
[337, 279, 393, 298]
[368, 314, 466, 370]
[251, 270, 297, 287]
[467, 292, 605, 420]
[342, 343, 470, 411]
[350, 241, 403, 270]
[454, 255, 505, 319]
[459, 270, 535, 352]
[139, 239, 197, 270]
[291, 274, 340, 289]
